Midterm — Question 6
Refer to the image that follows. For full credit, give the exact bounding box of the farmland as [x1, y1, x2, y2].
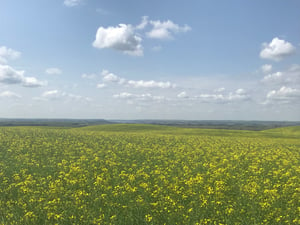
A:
[0, 124, 299, 224]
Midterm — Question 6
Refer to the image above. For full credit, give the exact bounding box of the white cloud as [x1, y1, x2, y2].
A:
[92, 17, 191, 56]
[262, 72, 283, 83]
[196, 89, 250, 103]
[42, 90, 62, 99]
[113, 92, 166, 102]
[147, 19, 191, 40]
[93, 24, 143, 56]
[45, 67, 62, 75]
[260, 37, 296, 61]
[235, 88, 246, 95]
[98, 69, 175, 89]
[102, 71, 120, 82]
[261, 64, 272, 74]
[0, 65, 45, 87]
[136, 16, 149, 30]
[22, 77, 47, 87]
[0, 64, 24, 84]
[127, 80, 175, 88]
[101, 70, 126, 84]
[0, 91, 21, 99]
[63, 0, 84, 7]
[228, 89, 249, 101]
[261, 65, 300, 85]
[113, 92, 134, 99]
[92, 17, 190, 56]
[197, 93, 225, 102]
[96, 83, 106, 88]
[177, 91, 188, 98]
[41, 89, 89, 101]
[0, 46, 21, 64]
[265, 86, 300, 104]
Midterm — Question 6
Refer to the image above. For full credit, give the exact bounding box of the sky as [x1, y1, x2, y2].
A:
[0, 0, 299, 120]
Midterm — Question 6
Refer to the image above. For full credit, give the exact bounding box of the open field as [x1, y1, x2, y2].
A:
[1, 119, 300, 130]
[0, 125, 299, 224]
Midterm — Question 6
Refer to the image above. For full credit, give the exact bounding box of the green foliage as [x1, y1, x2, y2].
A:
[0, 125, 299, 224]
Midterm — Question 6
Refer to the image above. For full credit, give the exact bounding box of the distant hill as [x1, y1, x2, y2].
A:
[0, 118, 299, 131]
[0, 119, 113, 127]
[110, 120, 300, 131]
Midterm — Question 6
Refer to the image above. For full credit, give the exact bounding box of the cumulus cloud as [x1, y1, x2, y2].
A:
[260, 37, 296, 61]
[102, 71, 120, 82]
[23, 77, 47, 87]
[63, 0, 84, 7]
[265, 86, 300, 104]
[101, 70, 126, 84]
[0, 65, 45, 87]
[0, 91, 21, 99]
[261, 64, 272, 74]
[0, 46, 21, 64]
[45, 67, 62, 75]
[147, 19, 191, 40]
[93, 17, 191, 56]
[93, 24, 143, 56]
[0, 64, 24, 84]
[127, 80, 175, 88]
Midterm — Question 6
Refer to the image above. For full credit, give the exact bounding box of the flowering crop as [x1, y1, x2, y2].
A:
[0, 125, 299, 224]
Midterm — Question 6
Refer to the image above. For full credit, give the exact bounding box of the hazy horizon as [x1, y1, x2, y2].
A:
[1, 1, 299, 120]
[1, 118, 299, 123]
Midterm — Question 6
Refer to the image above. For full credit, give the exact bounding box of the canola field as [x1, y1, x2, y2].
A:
[0, 124, 299, 224]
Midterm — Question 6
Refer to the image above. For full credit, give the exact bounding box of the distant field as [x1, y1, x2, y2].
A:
[1, 118, 300, 130]
[81, 123, 300, 139]
[0, 125, 299, 224]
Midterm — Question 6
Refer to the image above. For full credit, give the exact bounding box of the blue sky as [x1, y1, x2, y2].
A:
[0, 0, 299, 120]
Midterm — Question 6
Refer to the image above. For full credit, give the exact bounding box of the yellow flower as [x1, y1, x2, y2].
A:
[145, 214, 152, 222]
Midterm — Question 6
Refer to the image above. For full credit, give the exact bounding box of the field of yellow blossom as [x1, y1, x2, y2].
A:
[0, 124, 299, 224]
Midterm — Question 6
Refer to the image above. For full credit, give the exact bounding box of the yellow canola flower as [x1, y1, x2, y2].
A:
[145, 214, 153, 222]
